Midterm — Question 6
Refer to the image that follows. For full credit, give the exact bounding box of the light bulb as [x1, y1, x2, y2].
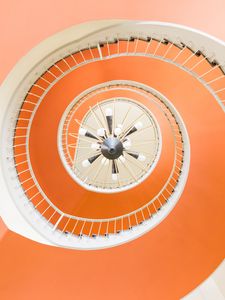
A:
[114, 127, 122, 136]
[138, 154, 146, 161]
[134, 121, 143, 130]
[82, 159, 91, 168]
[112, 173, 118, 181]
[97, 128, 105, 136]
[105, 108, 113, 116]
[79, 127, 87, 136]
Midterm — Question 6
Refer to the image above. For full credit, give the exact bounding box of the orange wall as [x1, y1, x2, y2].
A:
[1, 0, 225, 83]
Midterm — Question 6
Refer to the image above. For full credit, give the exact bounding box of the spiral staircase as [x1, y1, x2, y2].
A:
[0, 20, 224, 299]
